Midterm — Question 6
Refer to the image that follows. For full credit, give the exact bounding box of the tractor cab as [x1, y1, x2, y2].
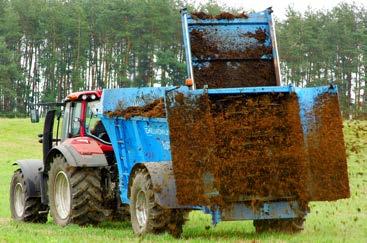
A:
[62, 90, 111, 145]
[38, 90, 114, 172]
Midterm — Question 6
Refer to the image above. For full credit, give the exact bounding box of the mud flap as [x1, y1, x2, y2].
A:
[13, 160, 44, 198]
[144, 162, 190, 209]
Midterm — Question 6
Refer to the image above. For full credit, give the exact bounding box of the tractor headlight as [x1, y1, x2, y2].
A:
[82, 94, 88, 100]
[91, 94, 96, 100]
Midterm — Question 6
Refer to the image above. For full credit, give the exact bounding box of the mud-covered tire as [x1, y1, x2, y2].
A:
[253, 217, 305, 233]
[9, 169, 48, 223]
[130, 168, 187, 237]
[48, 155, 106, 226]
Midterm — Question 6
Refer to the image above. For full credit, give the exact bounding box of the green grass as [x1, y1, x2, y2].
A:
[0, 118, 366, 242]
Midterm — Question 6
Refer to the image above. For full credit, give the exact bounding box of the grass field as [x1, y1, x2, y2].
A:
[0, 118, 366, 242]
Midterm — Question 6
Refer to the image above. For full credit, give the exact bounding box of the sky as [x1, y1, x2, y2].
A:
[190, 0, 366, 19]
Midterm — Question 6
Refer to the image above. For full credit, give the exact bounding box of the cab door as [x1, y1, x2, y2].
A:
[61, 101, 83, 141]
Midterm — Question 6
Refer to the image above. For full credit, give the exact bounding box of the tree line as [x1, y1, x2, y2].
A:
[277, 3, 367, 118]
[0, 0, 366, 118]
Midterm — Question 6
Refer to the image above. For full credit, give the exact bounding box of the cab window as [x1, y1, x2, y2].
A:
[70, 102, 82, 137]
[85, 100, 101, 134]
[61, 102, 71, 141]
[85, 100, 110, 143]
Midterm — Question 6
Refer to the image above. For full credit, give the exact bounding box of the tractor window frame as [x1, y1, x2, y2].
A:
[69, 102, 82, 137]
[61, 102, 71, 141]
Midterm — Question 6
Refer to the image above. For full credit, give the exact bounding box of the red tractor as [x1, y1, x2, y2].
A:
[10, 90, 128, 225]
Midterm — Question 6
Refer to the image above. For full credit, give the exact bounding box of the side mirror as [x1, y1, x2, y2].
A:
[30, 109, 40, 123]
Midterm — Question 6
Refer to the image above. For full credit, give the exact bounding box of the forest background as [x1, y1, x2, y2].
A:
[0, 0, 366, 118]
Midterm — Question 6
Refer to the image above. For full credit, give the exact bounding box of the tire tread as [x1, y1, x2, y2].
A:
[49, 155, 106, 226]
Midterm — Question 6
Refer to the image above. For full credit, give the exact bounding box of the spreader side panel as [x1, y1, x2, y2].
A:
[297, 87, 350, 200]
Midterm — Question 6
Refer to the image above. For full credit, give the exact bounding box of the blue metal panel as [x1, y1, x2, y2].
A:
[220, 201, 301, 221]
[100, 87, 174, 203]
[201, 201, 302, 225]
[101, 87, 175, 113]
[101, 101, 172, 203]
[295, 85, 338, 136]
[206, 85, 294, 95]
[166, 85, 295, 106]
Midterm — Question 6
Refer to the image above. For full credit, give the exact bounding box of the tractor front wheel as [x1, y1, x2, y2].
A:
[9, 169, 48, 223]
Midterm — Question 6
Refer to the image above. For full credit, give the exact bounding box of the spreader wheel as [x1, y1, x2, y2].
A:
[130, 168, 188, 237]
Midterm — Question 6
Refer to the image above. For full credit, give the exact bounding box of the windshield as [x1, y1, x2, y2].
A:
[85, 100, 110, 143]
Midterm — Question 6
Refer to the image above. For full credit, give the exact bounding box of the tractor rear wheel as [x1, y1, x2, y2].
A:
[130, 168, 188, 237]
[48, 155, 106, 226]
[9, 169, 48, 223]
[253, 217, 305, 233]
